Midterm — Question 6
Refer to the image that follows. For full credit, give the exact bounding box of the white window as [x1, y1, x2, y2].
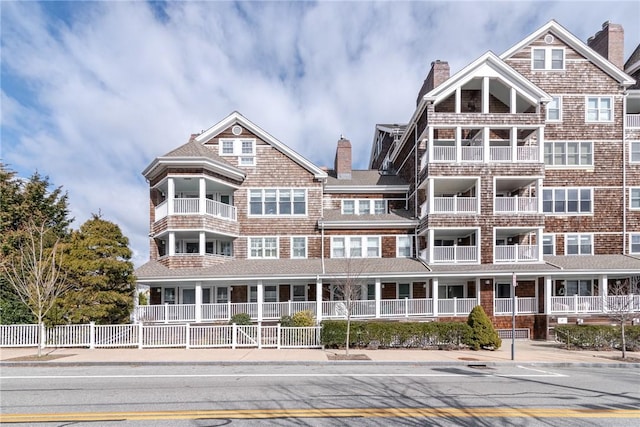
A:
[631, 188, 640, 209]
[631, 142, 640, 163]
[586, 97, 612, 122]
[249, 237, 278, 259]
[543, 188, 592, 214]
[398, 283, 411, 299]
[264, 285, 277, 302]
[397, 235, 412, 258]
[565, 234, 593, 255]
[532, 47, 564, 70]
[564, 280, 593, 296]
[291, 237, 307, 259]
[292, 285, 306, 302]
[341, 199, 387, 215]
[542, 234, 555, 255]
[631, 234, 640, 254]
[331, 236, 381, 258]
[544, 142, 592, 166]
[219, 138, 256, 165]
[216, 287, 229, 303]
[249, 189, 307, 216]
[547, 96, 562, 121]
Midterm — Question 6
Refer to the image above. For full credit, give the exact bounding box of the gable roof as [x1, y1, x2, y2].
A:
[194, 111, 328, 179]
[500, 19, 635, 87]
[423, 51, 552, 106]
[142, 137, 245, 182]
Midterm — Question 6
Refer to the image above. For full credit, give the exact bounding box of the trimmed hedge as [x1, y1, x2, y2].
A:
[320, 320, 471, 349]
[555, 325, 640, 351]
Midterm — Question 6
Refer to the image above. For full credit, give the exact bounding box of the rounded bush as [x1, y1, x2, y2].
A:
[229, 312, 252, 325]
[465, 305, 502, 350]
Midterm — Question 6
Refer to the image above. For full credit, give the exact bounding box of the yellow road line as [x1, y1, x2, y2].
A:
[1, 407, 639, 423]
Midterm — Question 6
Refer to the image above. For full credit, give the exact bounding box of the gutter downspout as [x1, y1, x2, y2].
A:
[623, 90, 628, 254]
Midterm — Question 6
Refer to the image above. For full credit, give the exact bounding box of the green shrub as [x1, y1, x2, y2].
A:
[465, 305, 502, 350]
[279, 315, 293, 327]
[229, 312, 252, 325]
[320, 320, 471, 349]
[291, 310, 316, 327]
[555, 324, 640, 351]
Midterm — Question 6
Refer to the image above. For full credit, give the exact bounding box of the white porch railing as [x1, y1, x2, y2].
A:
[437, 298, 477, 315]
[494, 197, 538, 213]
[432, 196, 477, 213]
[626, 114, 640, 128]
[154, 198, 237, 222]
[517, 146, 539, 162]
[461, 146, 483, 162]
[155, 200, 168, 221]
[494, 297, 537, 314]
[490, 146, 511, 162]
[432, 245, 478, 263]
[494, 244, 539, 262]
[0, 323, 322, 349]
[432, 146, 456, 161]
[206, 199, 237, 220]
[550, 295, 640, 314]
[174, 198, 199, 214]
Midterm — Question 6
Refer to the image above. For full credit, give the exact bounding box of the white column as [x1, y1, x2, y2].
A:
[432, 277, 439, 317]
[315, 277, 323, 323]
[257, 280, 264, 322]
[168, 231, 175, 256]
[538, 126, 544, 162]
[199, 231, 206, 256]
[428, 126, 434, 163]
[544, 276, 552, 314]
[475, 277, 481, 303]
[455, 87, 461, 113]
[195, 282, 202, 323]
[482, 76, 489, 113]
[167, 177, 175, 215]
[483, 127, 490, 163]
[510, 87, 517, 114]
[199, 177, 206, 215]
[511, 126, 517, 162]
[375, 279, 381, 318]
[534, 277, 539, 313]
[428, 178, 434, 215]
[455, 126, 462, 162]
[537, 178, 544, 214]
[600, 275, 608, 312]
[537, 228, 544, 262]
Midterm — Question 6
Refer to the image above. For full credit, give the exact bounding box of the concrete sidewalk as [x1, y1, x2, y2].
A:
[1, 341, 639, 366]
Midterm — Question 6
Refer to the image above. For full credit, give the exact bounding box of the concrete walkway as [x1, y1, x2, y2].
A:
[1, 341, 639, 366]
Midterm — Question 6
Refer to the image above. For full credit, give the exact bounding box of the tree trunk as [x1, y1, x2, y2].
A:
[621, 321, 626, 359]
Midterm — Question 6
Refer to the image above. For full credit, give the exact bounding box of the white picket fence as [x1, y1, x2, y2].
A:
[0, 323, 322, 349]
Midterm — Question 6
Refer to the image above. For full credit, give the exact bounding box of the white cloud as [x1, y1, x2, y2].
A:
[2, 1, 639, 267]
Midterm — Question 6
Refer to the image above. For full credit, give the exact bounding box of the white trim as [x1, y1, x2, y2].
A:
[531, 46, 565, 71]
[324, 185, 410, 194]
[195, 111, 328, 179]
[546, 96, 562, 122]
[290, 236, 308, 259]
[396, 235, 413, 258]
[630, 233, 640, 255]
[248, 236, 279, 259]
[542, 187, 593, 215]
[330, 235, 382, 259]
[585, 96, 614, 123]
[630, 187, 640, 210]
[629, 141, 640, 163]
[542, 233, 556, 256]
[543, 141, 593, 167]
[247, 188, 308, 217]
[564, 233, 594, 256]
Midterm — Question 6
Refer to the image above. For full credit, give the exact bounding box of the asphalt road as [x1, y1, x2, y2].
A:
[1, 363, 639, 426]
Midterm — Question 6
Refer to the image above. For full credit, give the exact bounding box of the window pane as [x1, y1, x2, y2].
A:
[279, 190, 291, 215]
[551, 49, 563, 69]
[250, 190, 262, 215]
[374, 200, 386, 214]
[543, 189, 553, 212]
[264, 238, 277, 258]
[567, 142, 579, 165]
[580, 142, 592, 165]
[553, 142, 565, 165]
[241, 140, 253, 154]
[580, 189, 592, 212]
[632, 142, 640, 162]
[264, 286, 277, 302]
[292, 237, 306, 258]
[350, 237, 362, 257]
[632, 189, 640, 208]
[250, 238, 262, 258]
[293, 190, 306, 214]
[359, 200, 371, 215]
[222, 140, 234, 154]
[264, 190, 277, 215]
[533, 49, 545, 69]
[631, 235, 640, 253]
[554, 189, 565, 213]
[367, 237, 380, 257]
[567, 189, 578, 212]
[343, 200, 355, 214]
[399, 283, 410, 299]
[544, 143, 553, 165]
[332, 238, 345, 258]
[580, 235, 592, 254]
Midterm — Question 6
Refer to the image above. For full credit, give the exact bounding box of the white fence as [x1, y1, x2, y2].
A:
[0, 323, 322, 349]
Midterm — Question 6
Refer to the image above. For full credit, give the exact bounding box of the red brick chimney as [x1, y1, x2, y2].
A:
[587, 21, 624, 70]
[334, 136, 352, 180]
[416, 60, 450, 106]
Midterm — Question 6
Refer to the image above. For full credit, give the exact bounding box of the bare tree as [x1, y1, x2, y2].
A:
[606, 276, 640, 359]
[2, 220, 69, 356]
[330, 258, 369, 356]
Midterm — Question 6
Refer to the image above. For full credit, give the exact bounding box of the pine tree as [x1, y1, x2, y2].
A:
[466, 305, 502, 350]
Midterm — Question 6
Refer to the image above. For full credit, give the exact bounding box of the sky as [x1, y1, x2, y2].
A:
[2, 0, 639, 267]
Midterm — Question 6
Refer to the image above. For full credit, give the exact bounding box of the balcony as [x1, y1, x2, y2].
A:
[494, 196, 538, 214]
[494, 244, 539, 263]
[432, 196, 478, 214]
[155, 198, 237, 222]
[421, 245, 479, 264]
[626, 114, 640, 128]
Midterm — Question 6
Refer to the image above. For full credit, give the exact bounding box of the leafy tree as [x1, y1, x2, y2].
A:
[606, 276, 640, 359]
[0, 164, 71, 324]
[54, 215, 135, 325]
[465, 305, 502, 350]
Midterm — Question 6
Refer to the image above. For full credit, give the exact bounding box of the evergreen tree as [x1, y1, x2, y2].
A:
[55, 215, 135, 324]
[465, 305, 502, 350]
[0, 164, 71, 324]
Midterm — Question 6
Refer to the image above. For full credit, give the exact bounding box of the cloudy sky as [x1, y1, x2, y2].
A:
[2, 0, 639, 267]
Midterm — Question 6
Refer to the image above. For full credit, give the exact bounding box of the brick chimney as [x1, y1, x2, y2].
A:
[334, 136, 352, 180]
[416, 60, 450, 106]
[587, 21, 624, 70]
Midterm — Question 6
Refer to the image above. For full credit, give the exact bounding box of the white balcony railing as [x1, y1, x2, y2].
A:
[438, 298, 477, 315]
[432, 196, 477, 214]
[423, 145, 538, 164]
[494, 244, 539, 262]
[494, 197, 538, 213]
[517, 146, 539, 162]
[626, 114, 640, 128]
[461, 146, 483, 162]
[489, 146, 512, 162]
[432, 245, 478, 263]
[550, 295, 640, 314]
[154, 198, 237, 222]
[432, 146, 456, 161]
